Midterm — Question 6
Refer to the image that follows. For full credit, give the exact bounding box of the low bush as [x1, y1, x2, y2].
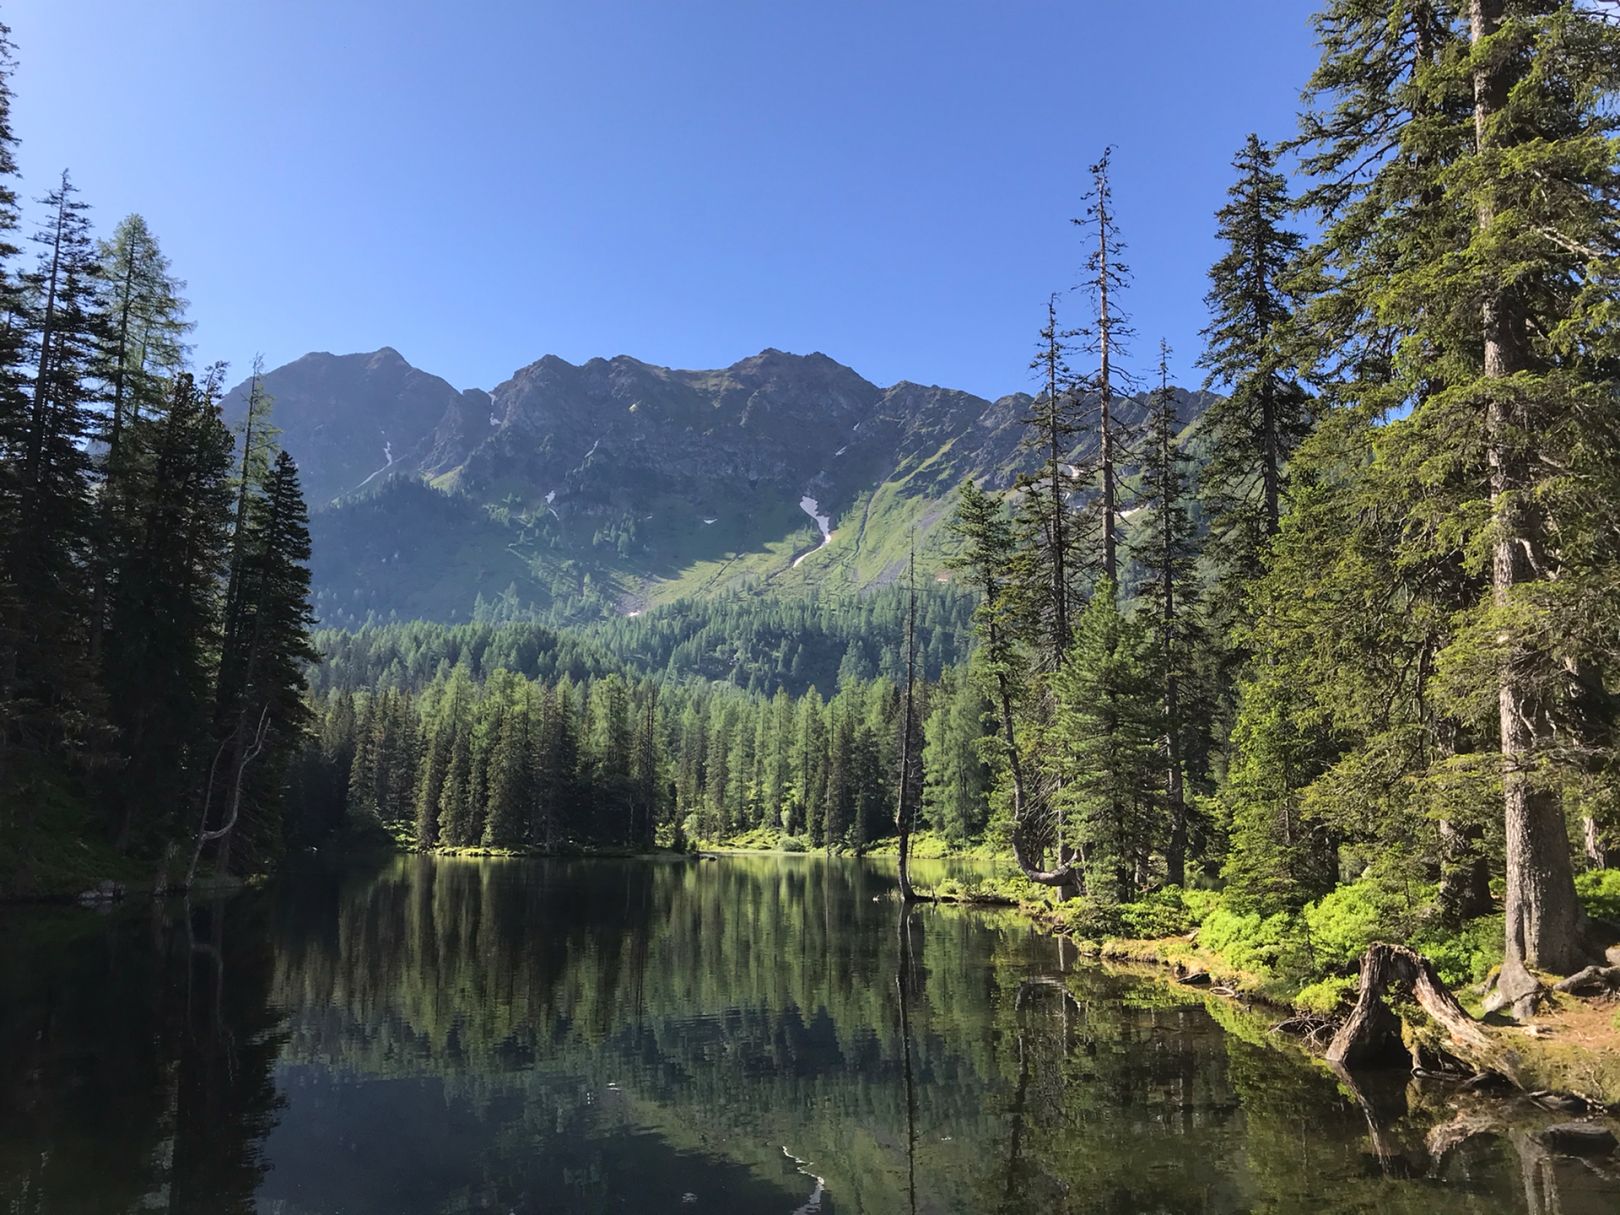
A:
[1294, 975, 1357, 1015]
[1304, 880, 1414, 970]
[1199, 904, 1313, 983]
[1117, 887, 1204, 938]
[1575, 868, 1620, 922]
[1414, 914, 1504, 988]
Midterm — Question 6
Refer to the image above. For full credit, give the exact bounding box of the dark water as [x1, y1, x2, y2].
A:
[3, 854, 1618, 1214]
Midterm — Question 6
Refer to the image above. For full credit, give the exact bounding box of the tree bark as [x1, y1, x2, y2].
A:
[1471, 0, 1587, 987]
[1327, 943, 1492, 1071]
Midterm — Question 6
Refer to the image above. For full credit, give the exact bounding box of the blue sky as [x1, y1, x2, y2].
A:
[10, 1, 1320, 400]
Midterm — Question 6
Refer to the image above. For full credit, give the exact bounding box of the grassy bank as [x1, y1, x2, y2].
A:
[950, 867, 1620, 1106]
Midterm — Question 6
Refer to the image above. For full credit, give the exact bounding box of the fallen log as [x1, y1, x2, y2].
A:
[1326, 943, 1491, 1071]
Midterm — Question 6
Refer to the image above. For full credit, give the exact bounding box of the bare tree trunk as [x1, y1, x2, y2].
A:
[1044, 296, 1070, 656]
[1097, 211, 1118, 588]
[185, 708, 269, 889]
[896, 905, 919, 1215]
[895, 542, 920, 902]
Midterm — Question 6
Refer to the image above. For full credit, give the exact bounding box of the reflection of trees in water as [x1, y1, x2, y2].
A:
[0, 896, 285, 1214]
[262, 856, 1609, 1215]
[3, 858, 1606, 1214]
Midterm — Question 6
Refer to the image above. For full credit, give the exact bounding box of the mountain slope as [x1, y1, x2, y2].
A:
[224, 347, 1213, 626]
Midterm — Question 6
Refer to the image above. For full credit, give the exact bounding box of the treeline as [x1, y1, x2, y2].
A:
[313, 582, 975, 700]
[296, 664, 990, 852]
[0, 28, 316, 894]
[954, 0, 1620, 1002]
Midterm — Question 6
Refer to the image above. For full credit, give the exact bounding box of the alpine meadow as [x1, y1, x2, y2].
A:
[3, 3, 1620, 1213]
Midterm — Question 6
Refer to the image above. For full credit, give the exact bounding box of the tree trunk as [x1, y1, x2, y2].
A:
[1472, 0, 1587, 987]
[895, 544, 919, 902]
[1327, 943, 1492, 1072]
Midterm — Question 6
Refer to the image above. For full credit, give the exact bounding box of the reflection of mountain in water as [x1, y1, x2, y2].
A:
[4, 856, 1617, 1213]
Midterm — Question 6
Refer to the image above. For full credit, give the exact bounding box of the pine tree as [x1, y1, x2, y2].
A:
[1071, 146, 1135, 590]
[1132, 344, 1209, 886]
[1197, 134, 1311, 588]
[1287, 0, 1620, 996]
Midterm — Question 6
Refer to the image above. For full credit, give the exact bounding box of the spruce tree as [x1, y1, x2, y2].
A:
[1012, 295, 1083, 663]
[1283, 0, 1620, 994]
[1132, 344, 1209, 886]
[947, 479, 1071, 886]
[1071, 146, 1135, 590]
[4, 171, 105, 804]
[0, 24, 32, 810]
[1050, 582, 1160, 904]
[102, 371, 233, 851]
[1197, 134, 1310, 582]
[203, 450, 318, 871]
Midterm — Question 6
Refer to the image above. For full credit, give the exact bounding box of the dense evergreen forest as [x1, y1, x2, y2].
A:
[5, 0, 1620, 1029]
[283, 0, 1620, 1021]
[0, 24, 318, 897]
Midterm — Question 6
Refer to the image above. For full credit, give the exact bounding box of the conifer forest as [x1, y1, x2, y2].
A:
[4, 3, 1620, 1212]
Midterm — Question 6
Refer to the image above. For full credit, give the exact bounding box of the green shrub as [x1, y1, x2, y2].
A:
[1414, 914, 1504, 988]
[779, 835, 808, 853]
[1294, 975, 1357, 1015]
[1057, 896, 1124, 939]
[1118, 888, 1194, 938]
[1199, 905, 1312, 981]
[1575, 869, 1620, 922]
[1304, 880, 1405, 970]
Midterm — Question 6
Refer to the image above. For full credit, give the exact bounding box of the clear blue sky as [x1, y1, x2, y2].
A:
[10, 1, 1320, 399]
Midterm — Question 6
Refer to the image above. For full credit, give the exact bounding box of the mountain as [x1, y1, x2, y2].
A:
[223, 347, 1213, 627]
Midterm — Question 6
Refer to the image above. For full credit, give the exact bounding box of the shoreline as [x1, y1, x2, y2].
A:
[16, 839, 1620, 1115]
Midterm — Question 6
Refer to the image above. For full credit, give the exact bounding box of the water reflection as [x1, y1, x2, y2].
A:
[2, 854, 1618, 1213]
[0, 898, 284, 1214]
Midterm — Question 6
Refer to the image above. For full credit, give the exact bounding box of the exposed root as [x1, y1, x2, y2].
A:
[1552, 965, 1620, 1001]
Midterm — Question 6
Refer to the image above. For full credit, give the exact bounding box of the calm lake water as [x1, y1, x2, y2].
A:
[3, 853, 1618, 1214]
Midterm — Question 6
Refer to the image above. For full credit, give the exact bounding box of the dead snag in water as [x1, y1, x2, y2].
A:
[1326, 943, 1491, 1071]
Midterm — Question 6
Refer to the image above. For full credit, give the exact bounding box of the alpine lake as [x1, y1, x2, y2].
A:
[3, 852, 1618, 1214]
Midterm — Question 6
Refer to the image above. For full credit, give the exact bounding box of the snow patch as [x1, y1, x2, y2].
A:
[584, 438, 600, 461]
[793, 495, 834, 567]
[545, 490, 556, 505]
[703, 517, 718, 525]
[353, 434, 397, 490]
[834, 445, 848, 457]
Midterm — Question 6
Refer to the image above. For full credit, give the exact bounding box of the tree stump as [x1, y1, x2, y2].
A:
[1326, 943, 1491, 1071]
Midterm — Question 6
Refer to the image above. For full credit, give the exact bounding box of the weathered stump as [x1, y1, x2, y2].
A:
[1326, 943, 1490, 1071]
